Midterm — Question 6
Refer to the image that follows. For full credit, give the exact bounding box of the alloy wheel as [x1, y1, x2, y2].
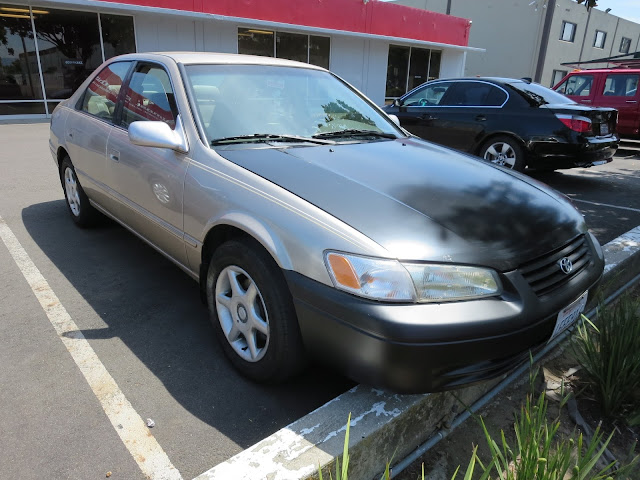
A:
[64, 167, 81, 216]
[215, 265, 270, 362]
[484, 142, 517, 169]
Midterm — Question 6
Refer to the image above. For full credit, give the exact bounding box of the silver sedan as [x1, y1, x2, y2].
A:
[50, 53, 603, 393]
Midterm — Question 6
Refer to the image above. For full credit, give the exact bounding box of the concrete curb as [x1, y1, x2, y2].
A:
[195, 226, 640, 480]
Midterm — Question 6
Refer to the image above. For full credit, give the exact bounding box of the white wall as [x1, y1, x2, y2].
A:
[134, 14, 200, 52]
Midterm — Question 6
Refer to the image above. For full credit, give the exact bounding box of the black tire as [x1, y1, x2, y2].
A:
[60, 156, 99, 227]
[480, 135, 526, 172]
[206, 238, 306, 383]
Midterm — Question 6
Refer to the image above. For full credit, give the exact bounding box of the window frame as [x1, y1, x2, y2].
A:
[560, 21, 577, 43]
[385, 44, 443, 102]
[237, 27, 331, 69]
[551, 69, 568, 88]
[116, 60, 181, 131]
[593, 30, 606, 49]
[401, 80, 509, 109]
[620, 37, 632, 54]
[76, 60, 134, 125]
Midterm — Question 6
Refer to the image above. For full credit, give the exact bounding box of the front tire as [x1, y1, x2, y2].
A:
[480, 136, 525, 172]
[206, 238, 306, 383]
[60, 156, 99, 227]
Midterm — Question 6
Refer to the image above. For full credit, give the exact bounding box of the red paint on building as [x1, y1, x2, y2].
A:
[97, 0, 471, 46]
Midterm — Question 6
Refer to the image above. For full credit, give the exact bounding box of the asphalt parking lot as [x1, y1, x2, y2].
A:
[1, 122, 639, 479]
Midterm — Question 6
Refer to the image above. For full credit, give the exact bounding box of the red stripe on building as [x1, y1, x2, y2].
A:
[97, 0, 471, 47]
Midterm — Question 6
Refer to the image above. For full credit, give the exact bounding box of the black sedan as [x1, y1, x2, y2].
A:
[383, 77, 619, 172]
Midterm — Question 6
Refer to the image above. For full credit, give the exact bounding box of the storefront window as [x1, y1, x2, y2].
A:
[385, 45, 442, 102]
[276, 31, 307, 63]
[0, 3, 44, 114]
[238, 28, 274, 57]
[101, 14, 135, 60]
[428, 50, 441, 81]
[309, 35, 330, 69]
[407, 47, 430, 92]
[238, 28, 330, 69]
[33, 8, 102, 100]
[385, 45, 409, 99]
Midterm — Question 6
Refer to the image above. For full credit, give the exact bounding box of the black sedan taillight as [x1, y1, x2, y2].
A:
[555, 114, 593, 134]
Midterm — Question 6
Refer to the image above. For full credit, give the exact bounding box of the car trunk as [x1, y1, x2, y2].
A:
[542, 104, 618, 137]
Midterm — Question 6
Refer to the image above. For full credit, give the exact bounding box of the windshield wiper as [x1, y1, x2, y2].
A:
[312, 129, 397, 140]
[211, 133, 335, 146]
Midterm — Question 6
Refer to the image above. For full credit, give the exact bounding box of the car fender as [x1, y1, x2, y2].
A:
[49, 105, 71, 168]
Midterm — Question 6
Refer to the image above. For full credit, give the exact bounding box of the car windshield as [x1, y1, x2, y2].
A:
[507, 81, 576, 106]
[184, 64, 402, 146]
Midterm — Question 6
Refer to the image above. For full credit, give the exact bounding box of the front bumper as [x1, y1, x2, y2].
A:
[526, 135, 618, 170]
[285, 237, 604, 393]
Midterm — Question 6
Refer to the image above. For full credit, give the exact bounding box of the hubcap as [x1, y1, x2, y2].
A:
[64, 167, 81, 216]
[484, 142, 517, 169]
[215, 266, 269, 362]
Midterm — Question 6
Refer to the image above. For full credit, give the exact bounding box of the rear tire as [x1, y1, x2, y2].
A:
[206, 238, 306, 383]
[480, 136, 525, 172]
[60, 156, 99, 227]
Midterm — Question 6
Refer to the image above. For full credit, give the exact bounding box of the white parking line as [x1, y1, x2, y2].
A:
[571, 198, 640, 213]
[0, 216, 182, 480]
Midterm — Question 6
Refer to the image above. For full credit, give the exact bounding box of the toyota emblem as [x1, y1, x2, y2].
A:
[559, 257, 573, 275]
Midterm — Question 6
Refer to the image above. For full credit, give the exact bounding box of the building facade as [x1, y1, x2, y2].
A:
[0, 0, 480, 120]
[391, 0, 640, 87]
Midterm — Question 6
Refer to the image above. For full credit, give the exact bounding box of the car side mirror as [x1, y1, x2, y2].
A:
[393, 98, 403, 107]
[128, 115, 189, 153]
[388, 114, 401, 127]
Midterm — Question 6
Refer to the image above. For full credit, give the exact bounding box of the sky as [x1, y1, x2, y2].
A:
[596, 0, 640, 24]
[378, 0, 640, 24]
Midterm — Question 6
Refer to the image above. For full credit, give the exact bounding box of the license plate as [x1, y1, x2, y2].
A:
[592, 160, 607, 166]
[549, 291, 588, 341]
[600, 123, 609, 135]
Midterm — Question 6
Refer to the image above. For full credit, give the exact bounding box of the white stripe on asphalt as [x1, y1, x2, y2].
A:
[0, 216, 182, 480]
[572, 198, 640, 213]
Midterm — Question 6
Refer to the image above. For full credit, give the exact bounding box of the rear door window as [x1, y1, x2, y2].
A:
[602, 74, 639, 97]
[445, 81, 506, 107]
[121, 63, 178, 129]
[80, 62, 132, 122]
[555, 74, 593, 97]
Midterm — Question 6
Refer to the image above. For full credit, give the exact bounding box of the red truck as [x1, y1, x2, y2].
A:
[553, 69, 639, 137]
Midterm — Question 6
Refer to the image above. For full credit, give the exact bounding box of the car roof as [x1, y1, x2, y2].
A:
[564, 68, 640, 74]
[109, 52, 326, 71]
[427, 77, 531, 86]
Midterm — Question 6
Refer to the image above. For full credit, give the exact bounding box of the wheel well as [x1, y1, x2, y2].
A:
[199, 225, 255, 302]
[56, 147, 69, 171]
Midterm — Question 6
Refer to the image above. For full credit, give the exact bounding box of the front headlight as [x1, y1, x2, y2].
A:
[325, 251, 501, 303]
[324, 252, 417, 302]
[404, 263, 502, 302]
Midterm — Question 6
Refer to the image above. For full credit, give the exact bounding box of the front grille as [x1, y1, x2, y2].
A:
[519, 234, 591, 297]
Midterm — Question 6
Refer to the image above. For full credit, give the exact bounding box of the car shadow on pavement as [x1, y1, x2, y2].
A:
[22, 200, 354, 452]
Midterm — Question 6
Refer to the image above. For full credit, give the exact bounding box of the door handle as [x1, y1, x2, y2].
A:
[626, 100, 638, 104]
[109, 151, 120, 162]
[580, 100, 592, 103]
[475, 115, 487, 121]
[421, 114, 437, 121]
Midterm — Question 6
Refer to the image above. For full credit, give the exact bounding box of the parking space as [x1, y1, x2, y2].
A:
[0, 123, 352, 480]
[0, 122, 638, 479]
[529, 154, 640, 244]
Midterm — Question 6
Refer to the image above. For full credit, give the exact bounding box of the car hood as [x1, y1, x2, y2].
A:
[217, 138, 585, 271]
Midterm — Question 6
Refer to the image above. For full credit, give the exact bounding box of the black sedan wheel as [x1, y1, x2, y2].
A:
[206, 238, 306, 383]
[480, 136, 525, 172]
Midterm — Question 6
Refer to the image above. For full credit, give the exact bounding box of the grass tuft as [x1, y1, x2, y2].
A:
[572, 295, 640, 418]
